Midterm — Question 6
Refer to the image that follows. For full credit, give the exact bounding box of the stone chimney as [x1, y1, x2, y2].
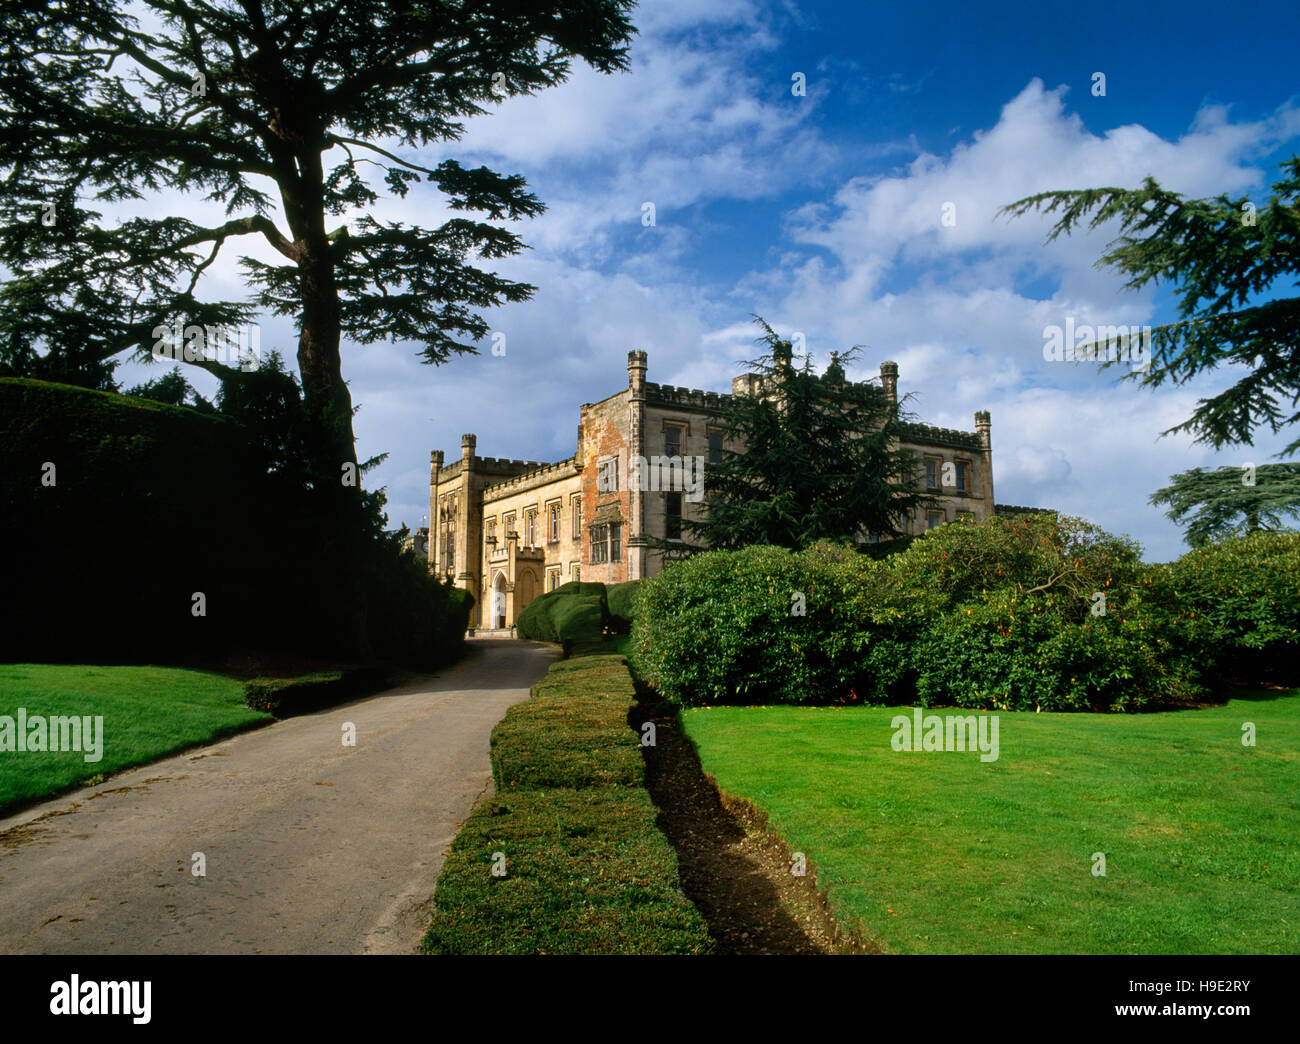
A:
[975, 410, 991, 450]
[461, 433, 476, 460]
[880, 360, 899, 403]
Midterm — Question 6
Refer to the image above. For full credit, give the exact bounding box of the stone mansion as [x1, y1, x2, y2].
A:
[428, 349, 1000, 631]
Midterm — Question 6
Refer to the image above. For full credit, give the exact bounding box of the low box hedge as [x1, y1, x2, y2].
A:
[421, 787, 710, 955]
[491, 694, 643, 791]
[242, 666, 391, 717]
[422, 652, 711, 954]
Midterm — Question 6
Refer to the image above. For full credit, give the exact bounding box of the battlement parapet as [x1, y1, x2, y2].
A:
[481, 456, 580, 498]
[644, 382, 734, 411]
[995, 503, 1057, 517]
[897, 421, 983, 451]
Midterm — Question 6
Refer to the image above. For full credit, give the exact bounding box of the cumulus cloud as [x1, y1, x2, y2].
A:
[742, 79, 1299, 558]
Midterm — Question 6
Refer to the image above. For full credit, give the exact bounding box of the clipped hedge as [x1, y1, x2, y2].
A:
[422, 787, 711, 955]
[0, 377, 467, 668]
[446, 587, 477, 634]
[422, 652, 711, 954]
[514, 581, 610, 643]
[242, 666, 392, 717]
[490, 659, 643, 790]
[606, 580, 643, 632]
[0, 377, 258, 662]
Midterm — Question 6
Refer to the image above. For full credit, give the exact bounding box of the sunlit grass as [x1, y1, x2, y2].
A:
[0, 664, 270, 814]
[682, 688, 1300, 953]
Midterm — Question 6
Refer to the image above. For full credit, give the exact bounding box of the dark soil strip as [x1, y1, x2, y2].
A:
[634, 688, 880, 955]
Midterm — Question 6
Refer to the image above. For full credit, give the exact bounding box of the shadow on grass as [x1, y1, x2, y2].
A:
[633, 686, 838, 955]
[1220, 682, 1300, 703]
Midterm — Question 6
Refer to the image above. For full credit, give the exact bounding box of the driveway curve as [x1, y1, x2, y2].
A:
[0, 638, 557, 954]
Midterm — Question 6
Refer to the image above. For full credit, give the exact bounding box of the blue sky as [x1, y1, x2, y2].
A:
[116, 0, 1300, 561]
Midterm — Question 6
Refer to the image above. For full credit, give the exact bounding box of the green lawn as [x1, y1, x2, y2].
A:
[0, 664, 271, 815]
[681, 689, 1300, 954]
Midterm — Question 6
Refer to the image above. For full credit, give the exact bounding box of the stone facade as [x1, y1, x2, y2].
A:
[430, 350, 998, 631]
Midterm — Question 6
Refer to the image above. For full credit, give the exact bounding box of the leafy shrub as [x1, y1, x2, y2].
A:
[910, 585, 1201, 711]
[892, 514, 1200, 710]
[882, 512, 1146, 618]
[633, 543, 908, 704]
[1156, 530, 1300, 680]
[633, 514, 1231, 710]
[634, 545, 801, 704]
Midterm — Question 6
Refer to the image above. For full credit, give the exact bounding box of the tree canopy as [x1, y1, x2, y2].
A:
[1149, 463, 1300, 548]
[1001, 156, 1300, 456]
[1, 0, 637, 514]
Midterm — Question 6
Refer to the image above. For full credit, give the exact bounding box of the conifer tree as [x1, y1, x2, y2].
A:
[677, 317, 931, 553]
[1149, 463, 1300, 547]
[0, 0, 636, 654]
[1001, 158, 1300, 456]
[0, 0, 637, 519]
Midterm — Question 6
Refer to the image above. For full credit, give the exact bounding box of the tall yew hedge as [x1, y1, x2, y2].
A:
[0, 378, 466, 666]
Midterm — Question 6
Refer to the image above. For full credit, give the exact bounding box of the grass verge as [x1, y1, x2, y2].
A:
[680, 687, 1300, 954]
[422, 650, 712, 954]
[0, 664, 271, 816]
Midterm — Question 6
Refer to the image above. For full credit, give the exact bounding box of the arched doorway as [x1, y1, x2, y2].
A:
[491, 571, 507, 629]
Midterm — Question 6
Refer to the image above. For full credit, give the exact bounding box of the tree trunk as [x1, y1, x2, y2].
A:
[286, 139, 371, 659]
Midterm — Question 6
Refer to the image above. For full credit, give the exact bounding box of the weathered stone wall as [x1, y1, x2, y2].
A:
[578, 387, 633, 586]
[640, 402, 731, 576]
